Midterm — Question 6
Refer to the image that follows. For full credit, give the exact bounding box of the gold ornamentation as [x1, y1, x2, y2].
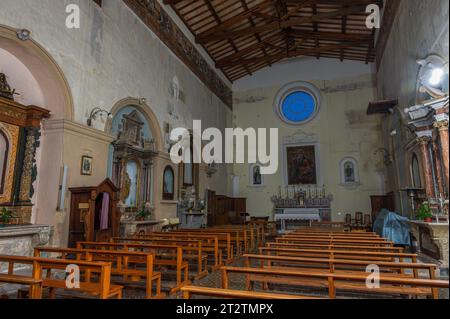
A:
[19, 131, 35, 201]
[0, 123, 19, 204]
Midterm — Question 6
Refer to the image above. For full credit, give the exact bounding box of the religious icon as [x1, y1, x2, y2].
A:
[80, 156, 93, 176]
[253, 165, 262, 185]
[286, 145, 317, 185]
[163, 166, 175, 200]
[344, 162, 355, 183]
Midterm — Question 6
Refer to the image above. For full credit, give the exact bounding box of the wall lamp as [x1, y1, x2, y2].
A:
[87, 107, 113, 127]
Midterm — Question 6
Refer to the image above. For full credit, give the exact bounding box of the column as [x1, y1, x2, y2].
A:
[417, 136, 435, 199]
[434, 121, 449, 190]
[432, 132, 445, 196]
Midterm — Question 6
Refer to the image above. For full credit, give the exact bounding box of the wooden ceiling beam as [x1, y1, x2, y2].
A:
[215, 32, 286, 66]
[202, 0, 252, 76]
[197, 5, 368, 44]
[217, 41, 370, 67]
[240, 0, 273, 68]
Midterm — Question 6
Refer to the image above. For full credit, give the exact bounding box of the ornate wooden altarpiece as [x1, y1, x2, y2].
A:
[0, 74, 50, 224]
[111, 110, 158, 215]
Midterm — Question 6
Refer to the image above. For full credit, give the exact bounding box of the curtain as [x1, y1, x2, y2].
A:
[100, 192, 110, 230]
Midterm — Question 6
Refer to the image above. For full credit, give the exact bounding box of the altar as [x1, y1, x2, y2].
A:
[272, 186, 332, 233]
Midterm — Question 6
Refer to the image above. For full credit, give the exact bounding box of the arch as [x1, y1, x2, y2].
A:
[339, 157, 360, 185]
[105, 97, 164, 152]
[162, 165, 175, 200]
[0, 24, 74, 120]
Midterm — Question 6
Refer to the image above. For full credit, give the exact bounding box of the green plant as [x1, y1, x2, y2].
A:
[136, 210, 149, 220]
[416, 202, 433, 220]
[0, 207, 13, 224]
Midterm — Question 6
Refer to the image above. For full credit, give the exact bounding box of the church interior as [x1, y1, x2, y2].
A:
[0, 0, 449, 301]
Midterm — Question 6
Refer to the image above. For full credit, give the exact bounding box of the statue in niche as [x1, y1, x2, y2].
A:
[253, 166, 262, 185]
[122, 171, 131, 203]
[344, 162, 355, 183]
[0, 73, 16, 100]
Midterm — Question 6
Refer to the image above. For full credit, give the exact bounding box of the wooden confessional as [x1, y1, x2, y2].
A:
[68, 179, 120, 247]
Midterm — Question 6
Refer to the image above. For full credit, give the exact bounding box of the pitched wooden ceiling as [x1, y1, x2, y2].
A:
[163, 0, 383, 82]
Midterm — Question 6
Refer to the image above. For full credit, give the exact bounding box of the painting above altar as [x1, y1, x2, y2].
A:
[286, 145, 317, 185]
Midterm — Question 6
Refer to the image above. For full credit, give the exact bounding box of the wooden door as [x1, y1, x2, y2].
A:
[68, 191, 91, 247]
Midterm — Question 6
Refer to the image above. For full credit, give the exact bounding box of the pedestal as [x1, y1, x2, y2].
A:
[181, 212, 206, 229]
[120, 220, 162, 237]
[409, 221, 449, 275]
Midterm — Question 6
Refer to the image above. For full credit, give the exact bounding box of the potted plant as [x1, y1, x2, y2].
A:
[135, 210, 149, 221]
[416, 202, 433, 223]
[0, 207, 13, 227]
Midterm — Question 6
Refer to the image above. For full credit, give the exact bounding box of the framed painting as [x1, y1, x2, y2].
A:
[285, 145, 317, 185]
[81, 155, 93, 176]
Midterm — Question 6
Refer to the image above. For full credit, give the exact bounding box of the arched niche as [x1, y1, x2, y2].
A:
[0, 25, 74, 120]
[106, 102, 160, 212]
[0, 25, 74, 226]
[105, 98, 163, 152]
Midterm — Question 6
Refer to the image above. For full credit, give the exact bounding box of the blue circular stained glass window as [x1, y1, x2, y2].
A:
[281, 91, 317, 123]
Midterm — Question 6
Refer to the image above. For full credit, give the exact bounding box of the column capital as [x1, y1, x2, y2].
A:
[434, 120, 449, 131]
[416, 136, 432, 145]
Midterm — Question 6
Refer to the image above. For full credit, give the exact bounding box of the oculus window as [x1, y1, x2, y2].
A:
[274, 82, 321, 125]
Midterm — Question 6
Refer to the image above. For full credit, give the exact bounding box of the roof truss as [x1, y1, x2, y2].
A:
[163, 0, 383, 81]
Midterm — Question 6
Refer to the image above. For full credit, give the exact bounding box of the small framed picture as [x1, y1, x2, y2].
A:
[81, 156, 93, 176]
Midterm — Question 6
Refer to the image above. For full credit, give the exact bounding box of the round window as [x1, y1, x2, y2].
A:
[274, 82, 321, 125]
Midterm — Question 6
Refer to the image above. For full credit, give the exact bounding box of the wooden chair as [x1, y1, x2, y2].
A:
[344, 213, 352, 231]
[352, 212, 364, 231]
[364, 214, 372, 231]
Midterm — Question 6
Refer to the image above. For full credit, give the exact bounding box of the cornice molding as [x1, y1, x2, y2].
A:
[42, 119, 114, 144]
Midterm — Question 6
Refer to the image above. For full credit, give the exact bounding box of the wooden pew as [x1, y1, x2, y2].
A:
[130, 233, 224, 269]
[76, 241, 189, 294]
[0, 255, 43, 299]
[112, 237, 209, 279]
[281, 234, 384, 241]
[34, 247, 163, 299]
[277, 237, 394, 247]
[181, 285, 324, 299]
[211, 225, 257, 252]
[220, 266, 449, 299]
[174, 229, 244, 256]
[244, 254, 438, 281]
[0, 255, 122, 299]
[290, 230, 378, 237]
[267, 242, 405, 253]
[153, 230, 234, 269]
[259, 247, 420, 265]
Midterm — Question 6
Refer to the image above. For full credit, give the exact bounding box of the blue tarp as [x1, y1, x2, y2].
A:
[373, 209, 411, 246]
